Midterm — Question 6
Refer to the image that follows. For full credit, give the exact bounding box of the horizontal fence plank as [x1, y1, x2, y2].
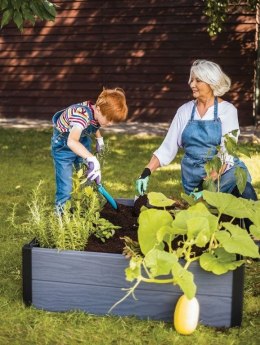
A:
[0, 57, 256, 68]
[0, 0, 256, 125]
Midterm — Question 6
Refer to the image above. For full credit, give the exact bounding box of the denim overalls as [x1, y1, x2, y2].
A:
[51, 106, 100, 208]
[181, 98, 251, 195]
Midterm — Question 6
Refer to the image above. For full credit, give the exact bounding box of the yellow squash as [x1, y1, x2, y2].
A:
[173, 294, 200, 335]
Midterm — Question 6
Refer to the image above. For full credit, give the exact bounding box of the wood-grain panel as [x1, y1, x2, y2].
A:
[31, 248, 233, 297]
[32, 279, 233, 326]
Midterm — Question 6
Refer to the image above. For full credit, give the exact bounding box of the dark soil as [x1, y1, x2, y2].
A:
[86, 195, 188, 254]
[86, 203, 139, 254]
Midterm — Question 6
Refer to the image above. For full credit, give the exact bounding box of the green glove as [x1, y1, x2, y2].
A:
[190, 191, 203, 200]
[135, 168, 151, 195]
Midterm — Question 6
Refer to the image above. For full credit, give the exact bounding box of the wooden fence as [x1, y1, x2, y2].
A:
[0, 0, 257, 125]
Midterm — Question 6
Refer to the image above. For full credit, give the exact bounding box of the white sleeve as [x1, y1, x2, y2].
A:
[153, 111, 183, 166]
[220, 103, 239, 136]
[69, 123, 84, 132]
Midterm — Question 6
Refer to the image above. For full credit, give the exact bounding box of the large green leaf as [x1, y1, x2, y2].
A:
[199, 248, 244, 275]
[21, 4, 35, 23]
[138, 209, 173, 255]
[156, 225, 175, 243]
[171, 262, 196, 299]
[180, 193, 196, 206]
[11, 0, 22, 10]
[202, 177, 217, 192]
[203, 190, 253, 219]
[219, 223, 260, 258]
[144, 249, 177, 277]
[148, 192, 175, 207]
[171, 202, 218, 237]
[186, 216, 209, 239]
[186, 217, 213, 247]
[1, 0, 9, 10]
[13, 9, 23, 29]
[224, 135, 238, 157]
[247, 201, 260, 227]
[249, 225, 260, 240]
[42, 0, 56, 18]
[125, 257, 142, 282]
[1, 8, 13, 28]
[204, 156, 222, 175]
[234, 167, 247, 195]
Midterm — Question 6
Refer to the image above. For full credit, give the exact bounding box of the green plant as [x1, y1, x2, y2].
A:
[204, 0, 258, 36]
[11, 169, 119, 251]
[111, 191, 260, 310]
[0, 0, 57, 30]
[203, 131, 251, 194]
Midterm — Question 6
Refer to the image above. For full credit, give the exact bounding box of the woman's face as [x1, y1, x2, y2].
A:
[189, 74, 213, 99]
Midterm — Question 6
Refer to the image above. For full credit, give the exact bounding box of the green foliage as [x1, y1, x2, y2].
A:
[138, 208, 172, 255]
[148, 192, 175, 207]
[0, 0, 57, 30]
[11, 170, 119, 251]
[199, 248, 243, 275]
[116, 191, 259, 307]
[203, 131, 251, 194]
[204, 0, 258, 36]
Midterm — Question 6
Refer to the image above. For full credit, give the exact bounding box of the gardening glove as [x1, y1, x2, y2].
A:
[95, 137, 105, 153]
[84, 156, 101, 185]
[190, 191, 203, 200]
[135, 168, 151, 195]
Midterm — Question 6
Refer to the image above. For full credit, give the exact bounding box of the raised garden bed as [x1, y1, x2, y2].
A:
[22, 199, 244, 327]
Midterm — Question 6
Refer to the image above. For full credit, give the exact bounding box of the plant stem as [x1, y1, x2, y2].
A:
[209, 233, 215, 251]
[141, 277, 174, 284]
[183, 256, 199, 270]
[108, 279, 142, 313]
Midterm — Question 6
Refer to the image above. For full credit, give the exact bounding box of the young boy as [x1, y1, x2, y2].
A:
[51, 88, 128, 212]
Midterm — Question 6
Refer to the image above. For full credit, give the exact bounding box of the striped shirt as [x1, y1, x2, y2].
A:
[56, 101, 100, 132]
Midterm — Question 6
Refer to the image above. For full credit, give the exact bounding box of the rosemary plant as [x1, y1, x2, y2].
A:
[16, 169, 119, 251]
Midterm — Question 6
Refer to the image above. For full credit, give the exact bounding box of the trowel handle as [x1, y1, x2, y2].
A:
[97, 184, 118, 210]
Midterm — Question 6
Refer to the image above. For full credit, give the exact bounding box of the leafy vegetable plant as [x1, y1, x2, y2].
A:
[111, 191, 260, 310]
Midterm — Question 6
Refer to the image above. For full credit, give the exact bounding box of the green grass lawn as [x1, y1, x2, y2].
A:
[0, 128, 259, 345]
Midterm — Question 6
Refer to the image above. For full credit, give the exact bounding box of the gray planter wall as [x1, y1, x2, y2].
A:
[22, 240, 244, 327]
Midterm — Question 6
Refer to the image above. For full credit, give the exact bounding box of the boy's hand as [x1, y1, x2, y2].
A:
[135, 168, 151, 195]
[96, 137, 105, 153]
[84, 156, 101, 184]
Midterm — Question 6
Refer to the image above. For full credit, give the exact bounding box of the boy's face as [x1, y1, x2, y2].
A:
[95, 107, 113, 127]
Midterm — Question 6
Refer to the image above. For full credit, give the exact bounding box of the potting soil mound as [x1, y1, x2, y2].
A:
[85, 203, 139, 254]
[85, 195, 187, 254]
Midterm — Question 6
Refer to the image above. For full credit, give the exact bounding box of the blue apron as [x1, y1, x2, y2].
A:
[181, 98, 251, 194]
[181, 98, 221, 194]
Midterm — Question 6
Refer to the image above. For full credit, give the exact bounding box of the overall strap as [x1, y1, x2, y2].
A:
[213, 96, 218, 121]
[190, 102, 196, 121]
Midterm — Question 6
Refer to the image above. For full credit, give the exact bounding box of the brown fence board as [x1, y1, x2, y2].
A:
[0, 0, 257, 126]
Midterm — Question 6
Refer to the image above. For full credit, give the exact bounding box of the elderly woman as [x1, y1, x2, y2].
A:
[136, 59, 257, 201]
